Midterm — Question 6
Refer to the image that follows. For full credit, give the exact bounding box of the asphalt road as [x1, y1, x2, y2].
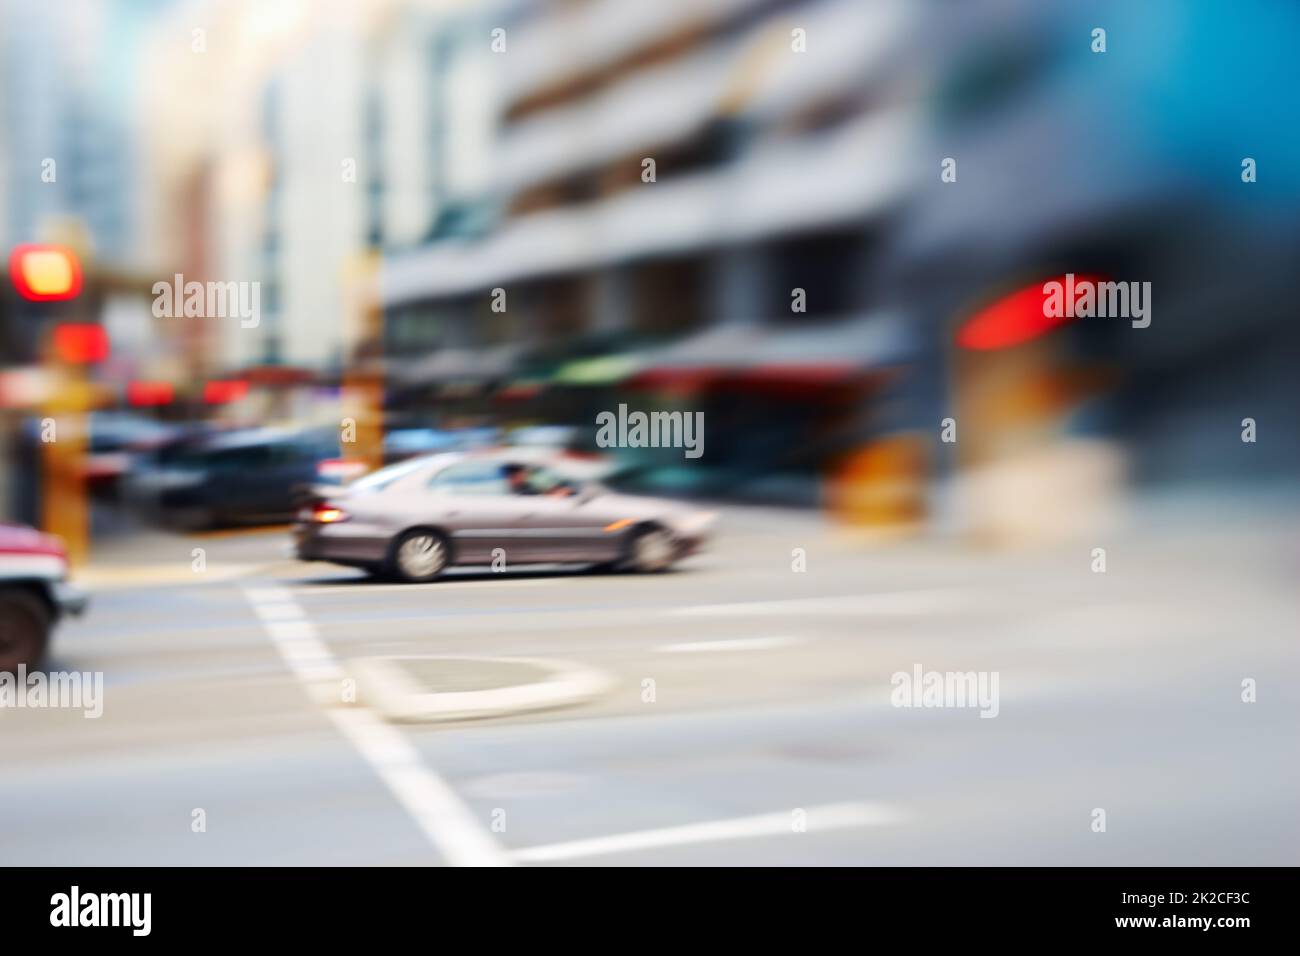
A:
[3, 501, 1296, 865]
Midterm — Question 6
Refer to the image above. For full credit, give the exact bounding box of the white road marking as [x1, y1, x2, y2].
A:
[243, 587, 513, 867]
[264, 620, 345, 683]
[252, 602, 305, 622]
[512, 801, 905, 863]
[244, 586, 294, 604]
[323, 707, 512, 867]
[656, 636, 805, 653]
[290, 578, 563, 595]
[671, 589, 972, 618]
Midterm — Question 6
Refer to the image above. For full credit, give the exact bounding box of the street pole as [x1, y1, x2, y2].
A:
[341, 251, 384, 473]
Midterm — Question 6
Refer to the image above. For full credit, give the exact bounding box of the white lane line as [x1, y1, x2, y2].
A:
[264, 619, 345, 684]
[513, 801, 905, 863]
[244, 585, 294, 604]
[243, 587, 513, 867]
[252, 602, 305, 622]
[671, 589, 972, 618]
[324, 707, 512, 867]
[289, 578, 568, 595]
[656, 636, 806, 654]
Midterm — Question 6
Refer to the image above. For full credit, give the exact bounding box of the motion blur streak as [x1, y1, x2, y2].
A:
[0, 0, 1296, 866]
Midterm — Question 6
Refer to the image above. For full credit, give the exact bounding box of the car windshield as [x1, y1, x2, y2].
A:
[350, 456, 432, 494]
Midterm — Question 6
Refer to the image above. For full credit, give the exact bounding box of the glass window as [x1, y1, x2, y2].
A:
[428, 461, 509, 496]
[208, 445, 272, 472]
[502, 464, 580, 497]
[350, 456, 433, 494]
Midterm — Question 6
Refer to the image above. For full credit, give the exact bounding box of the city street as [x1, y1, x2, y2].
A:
[3, 501, 1295, 866]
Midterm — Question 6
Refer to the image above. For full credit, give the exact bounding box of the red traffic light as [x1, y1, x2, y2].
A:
[9, 244, 83, 301]
[53, 324, 110, 364]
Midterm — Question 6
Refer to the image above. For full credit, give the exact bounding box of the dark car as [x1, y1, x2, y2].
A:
[0, 524, 88, 671]
[152, 427, 339, 529]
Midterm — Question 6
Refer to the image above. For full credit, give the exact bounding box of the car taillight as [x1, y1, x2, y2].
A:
[310, 503, 349, 524]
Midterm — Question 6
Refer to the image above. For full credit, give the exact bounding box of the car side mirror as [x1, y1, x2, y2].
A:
[575, 484, 599, 504]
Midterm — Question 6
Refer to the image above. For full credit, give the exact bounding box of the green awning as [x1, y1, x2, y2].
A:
[550, 353, 643, 386]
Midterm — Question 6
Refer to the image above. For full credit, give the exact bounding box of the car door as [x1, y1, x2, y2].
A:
[262, 437, 319, 517]
[507, 465, 619, 563]
[421, 460, 523, 565]
[214, 444, 275, 519]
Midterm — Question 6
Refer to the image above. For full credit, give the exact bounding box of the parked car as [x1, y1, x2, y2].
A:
[151, 427, 339, 529]
[0, 524, 88, 671]
[293, 449, 716, 582]
[85, 412, 180, 495]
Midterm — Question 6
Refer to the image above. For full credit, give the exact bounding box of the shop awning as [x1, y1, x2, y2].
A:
[550, 353, 646, 386]
[390, 344, 520, 386]
[636, 312, 914, 372]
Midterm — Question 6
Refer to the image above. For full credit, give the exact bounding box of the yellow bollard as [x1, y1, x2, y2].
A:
[826, 433, 928, 532]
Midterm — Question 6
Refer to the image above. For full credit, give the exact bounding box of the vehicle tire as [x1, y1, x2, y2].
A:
[626, 526, 678, 573]
[389, 529, 451, 583]
[0, 588, 52, 673]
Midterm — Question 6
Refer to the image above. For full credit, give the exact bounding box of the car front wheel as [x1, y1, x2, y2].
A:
[627, 527, 677, 573]
[0, 588, 51, 673]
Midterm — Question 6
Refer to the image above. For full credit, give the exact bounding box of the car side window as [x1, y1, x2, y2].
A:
[501, 464, 579, 497]
[428, 461, 509, 496]
[210, 445, 270, 472]
[519, 466, 565, 494]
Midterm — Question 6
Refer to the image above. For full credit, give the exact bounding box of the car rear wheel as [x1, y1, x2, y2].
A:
[628, 527, 677, 573]
[0, 588, 51, 673]
[390, 530, 450, 583]
[171, 505, 215, 532]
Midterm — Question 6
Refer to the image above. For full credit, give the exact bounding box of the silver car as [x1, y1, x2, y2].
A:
[292, 450, 716, 582]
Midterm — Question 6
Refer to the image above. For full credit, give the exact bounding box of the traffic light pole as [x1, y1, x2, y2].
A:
[40, 355, 91, 567]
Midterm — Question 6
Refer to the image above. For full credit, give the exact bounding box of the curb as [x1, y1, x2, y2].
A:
[349, 655, 614, 723]
[77, 563, 269, 589]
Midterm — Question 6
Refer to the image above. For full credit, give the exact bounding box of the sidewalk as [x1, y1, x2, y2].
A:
[79, 524, 290, 589]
